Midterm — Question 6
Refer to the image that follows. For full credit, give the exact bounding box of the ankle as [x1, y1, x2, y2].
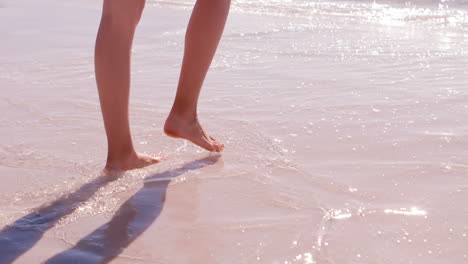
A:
[106, 146, 136, 164]
[168, 100, 198, 120]
[168, 108, 197, 122]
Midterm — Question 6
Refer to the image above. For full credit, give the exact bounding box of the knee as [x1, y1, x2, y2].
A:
[198, 0, 231, 9]
[214, 0, 231, 14]
[101, 0, 145, 29]
[217, 0, 231, 7]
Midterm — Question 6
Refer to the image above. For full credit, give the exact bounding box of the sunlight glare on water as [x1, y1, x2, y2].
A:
[384, 207, 428, 217]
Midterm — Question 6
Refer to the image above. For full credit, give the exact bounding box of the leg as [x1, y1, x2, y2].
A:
[164, 0, 231, 152]
[95, 0, 159, 171]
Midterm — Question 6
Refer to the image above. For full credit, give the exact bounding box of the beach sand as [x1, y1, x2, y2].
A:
[1, 0, 467, 263]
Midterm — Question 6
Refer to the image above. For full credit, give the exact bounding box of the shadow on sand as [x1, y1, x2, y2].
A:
[0, 172, 119, 264]
[0, 154, 220, 264]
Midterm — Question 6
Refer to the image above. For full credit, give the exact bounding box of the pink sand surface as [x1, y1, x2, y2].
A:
[1, 0, 467, 263]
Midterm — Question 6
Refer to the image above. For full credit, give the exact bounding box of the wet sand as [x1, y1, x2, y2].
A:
[1, 0, 468, 263]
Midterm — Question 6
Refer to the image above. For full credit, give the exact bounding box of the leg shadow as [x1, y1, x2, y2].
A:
[0, 172, 122, 264]
[45, 154, 221, 264]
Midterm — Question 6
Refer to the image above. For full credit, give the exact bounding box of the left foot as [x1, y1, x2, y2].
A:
[105, 152, 161, 172]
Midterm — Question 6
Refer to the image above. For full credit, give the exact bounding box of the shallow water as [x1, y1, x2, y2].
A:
[1, 0, 467, 263]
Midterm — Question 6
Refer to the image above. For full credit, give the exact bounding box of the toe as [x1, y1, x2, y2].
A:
[209, 136, 224, 152]
[149, 156, 161, 164]
[157, 154, 169, 161]
[196, 137, 217, 152]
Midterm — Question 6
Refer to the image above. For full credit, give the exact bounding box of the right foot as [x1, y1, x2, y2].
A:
[105, 152, 161, 172]
[164, 114, 224, 152]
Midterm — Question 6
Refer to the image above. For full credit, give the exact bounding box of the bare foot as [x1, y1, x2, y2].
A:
[164, 114, 224, 152]
[105, 152, 161, 172]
